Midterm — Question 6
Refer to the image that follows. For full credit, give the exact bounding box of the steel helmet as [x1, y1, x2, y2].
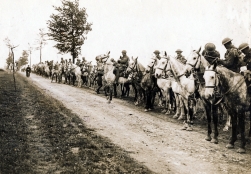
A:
[238, 43, 249, 51]
[153, 50, 160, 54]
[122, 50, 127, 53]
[222, 37, 232, 45]
[205, 43, 216, 52]
[175, 49, 182, 53]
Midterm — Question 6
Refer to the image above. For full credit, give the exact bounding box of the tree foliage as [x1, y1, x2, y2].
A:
[6, 51, 13, 66]
[17, 50, 29, 68]
[47, 0, 92, 63]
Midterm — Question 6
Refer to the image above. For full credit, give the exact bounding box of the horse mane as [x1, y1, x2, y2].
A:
[136, 61, 145, 72]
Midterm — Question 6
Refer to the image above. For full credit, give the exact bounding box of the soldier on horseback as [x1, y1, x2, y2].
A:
[202, 43, 220, 64]
[154, 50, 161, 60]
[115, 50, 130, 85]
[217, 38, 244, 73]
[175, 49, 187, 64]
[76, 59, 81, 66]
[60, 57, 65, 64]
[239, 43, 251, 70]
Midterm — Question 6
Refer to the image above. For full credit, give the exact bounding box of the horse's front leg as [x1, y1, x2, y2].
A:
[203, 101, 212, 141]
[113, 83, 117, 97]
[236, 108, 246, 153]
[211, 104, 219, 144]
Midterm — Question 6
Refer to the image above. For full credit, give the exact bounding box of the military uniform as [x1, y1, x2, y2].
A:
[175, 49, 187, 64]
[176, 55, 187, 64]
[242, 48, 251, 70]
[115, 50, 130, 84]
[76, 59, 81, 66]
[218, 45, 242, 73]
[60, 58, 65, 64]
[26, 66, 31, 77]
[154, 50, 161, 60]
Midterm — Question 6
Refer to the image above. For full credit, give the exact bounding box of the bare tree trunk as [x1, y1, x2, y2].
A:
[40, 46, 42, 63]
[11, 48, 16, 91]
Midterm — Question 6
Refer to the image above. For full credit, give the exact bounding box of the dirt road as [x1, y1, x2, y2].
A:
[14, 71, 250, 174]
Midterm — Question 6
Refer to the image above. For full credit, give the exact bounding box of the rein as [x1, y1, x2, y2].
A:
[205, 69, 247, 105]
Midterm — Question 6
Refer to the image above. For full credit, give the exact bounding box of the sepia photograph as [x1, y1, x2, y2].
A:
[0, 0, 251, 173]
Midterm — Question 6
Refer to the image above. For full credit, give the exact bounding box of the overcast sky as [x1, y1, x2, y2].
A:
[0, 0, 250, 68]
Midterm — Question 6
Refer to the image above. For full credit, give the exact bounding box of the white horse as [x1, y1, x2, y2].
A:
[163, 57, 198, 130]
[70, 63, 82, 87]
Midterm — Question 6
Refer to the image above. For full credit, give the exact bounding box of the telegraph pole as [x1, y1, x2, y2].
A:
[28, 43, 33, 67]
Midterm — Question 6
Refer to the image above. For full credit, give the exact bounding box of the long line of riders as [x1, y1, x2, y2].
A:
[27, 38, 251, 154]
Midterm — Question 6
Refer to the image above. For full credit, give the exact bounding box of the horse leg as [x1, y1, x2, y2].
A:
[211, 104, 219, 144]
[226, 110, 237, 149]
[204, 102, 212, 141]
[236, 108, 246, 153]
[178, 96, 186, 120]
[126, 84, 130, 97]
[173, 93, 180, 119]
[132, 83, 138, 103]
[144, 89, 150, 111]
[113, 84, 117, 97]
[109, 84, 113, 103]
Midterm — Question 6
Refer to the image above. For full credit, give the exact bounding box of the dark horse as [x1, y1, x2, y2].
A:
[186, 48, 247, 153]
[126, 57, 146, 106]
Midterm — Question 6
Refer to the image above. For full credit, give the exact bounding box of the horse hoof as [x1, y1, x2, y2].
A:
[223, 126, 229, 132]
[165, 111, 171, 115]
[211, 138, 218, 144]
[186, 127, 193, 131]
[161, 110, 167, 113]
[181, 123, 188, 130]
[226, 143, 234, 149]
[173, 114, 179, 119]
[144, 109, 148, 112]
[237, 148, 246, 153]
[205, 136, 212, 141]
[107, 100, 111, 104]
[178, 115, 185, 120]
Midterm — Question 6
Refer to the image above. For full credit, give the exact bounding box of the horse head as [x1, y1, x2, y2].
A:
[185, 47, 202, 73]
[203, 63, 219, 103]
[126, 56, 138, 73]
[146, 56, 158, 73]
[155, 52, 170, 78]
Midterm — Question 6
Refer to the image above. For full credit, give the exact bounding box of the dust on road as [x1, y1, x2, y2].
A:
[18, 71, 251, 174]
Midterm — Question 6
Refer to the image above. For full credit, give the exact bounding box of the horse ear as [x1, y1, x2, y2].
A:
[165, 51, 167, 56]
[212, 62, 217, 70]
[196, 47, 201, 54]
[135, 57, 138, 60]
[107, 51, 110, 55]
[131, 56, 134, 61]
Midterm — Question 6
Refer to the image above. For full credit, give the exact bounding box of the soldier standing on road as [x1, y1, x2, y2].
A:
[175, 49, 187, 64]
[26, 65, 31, 77]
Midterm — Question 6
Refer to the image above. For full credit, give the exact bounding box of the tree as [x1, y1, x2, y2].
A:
[6, 50, 13, 66]
[17, 50, 29, 68]
[35, 29, 47, 63]
[47, 0, 92, 63]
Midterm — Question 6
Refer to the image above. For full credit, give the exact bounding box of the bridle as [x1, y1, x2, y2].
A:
[187, 52, 201, 70]
[156, 57, 171, 78]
